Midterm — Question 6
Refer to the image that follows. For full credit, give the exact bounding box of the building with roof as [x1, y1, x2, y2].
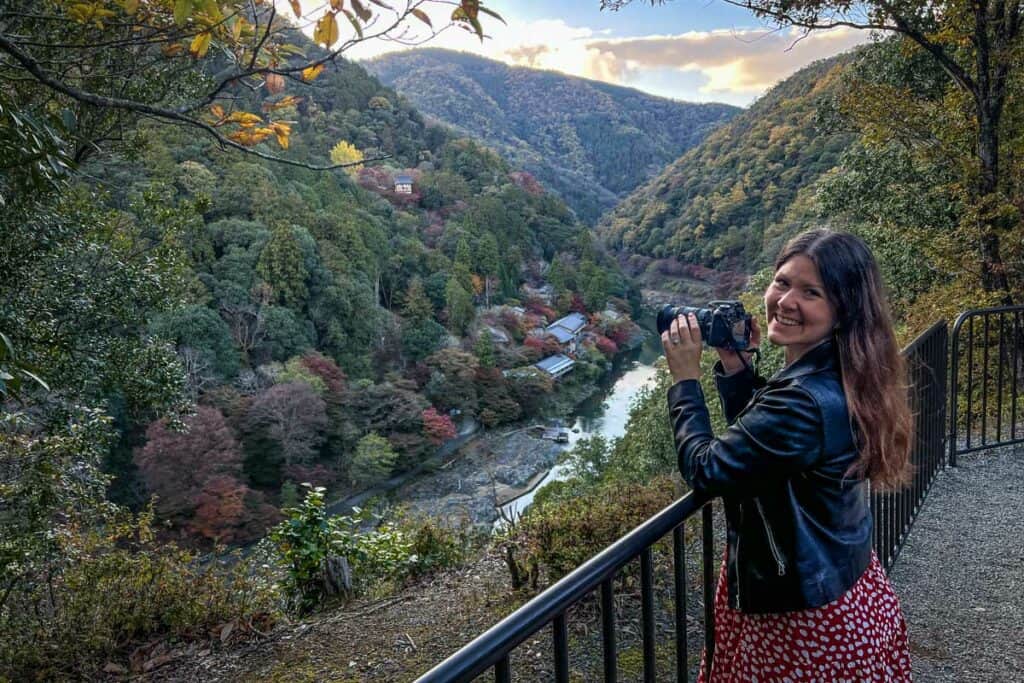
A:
[535, 353, 575, 379]
[394, 173, 414, 194]
[544, 312, 588, 352]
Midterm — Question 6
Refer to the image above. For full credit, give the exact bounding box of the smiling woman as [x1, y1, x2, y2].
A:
[664, 228, 915, 681]
[764, 253, 838, 366]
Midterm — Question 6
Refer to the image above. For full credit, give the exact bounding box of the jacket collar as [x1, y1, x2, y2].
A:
[768, 338, 839, 384]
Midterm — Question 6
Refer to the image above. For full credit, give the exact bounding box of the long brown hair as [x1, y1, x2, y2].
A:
[775, 229, 914, 491]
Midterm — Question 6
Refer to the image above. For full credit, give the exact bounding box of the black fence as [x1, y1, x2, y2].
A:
[871, 320, 948, 572]
[416, 320, 954, 682]
[949, 306, 1024, 465]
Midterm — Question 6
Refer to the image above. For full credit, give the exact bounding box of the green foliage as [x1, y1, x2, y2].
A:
[367, 49, 739, 223]
[1, 497, 279, 679]
[445, 276, 475, 335]
[269, 487, 466, 614]
[506, 475, 678, 586]
[600, 53, 857, 269]
[150, 304, 240, 379]
[257, 225, 310, 308]
[350, 432, 398, 487]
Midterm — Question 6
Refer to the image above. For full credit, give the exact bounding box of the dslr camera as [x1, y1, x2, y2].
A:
[657, 300, 753, 351]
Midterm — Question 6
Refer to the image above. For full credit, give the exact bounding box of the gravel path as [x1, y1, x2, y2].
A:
[888, 443, 1024, 682]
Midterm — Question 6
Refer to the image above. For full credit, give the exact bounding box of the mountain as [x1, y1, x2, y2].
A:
[364, 48, 740, 224]
[599, 53, 858, 274]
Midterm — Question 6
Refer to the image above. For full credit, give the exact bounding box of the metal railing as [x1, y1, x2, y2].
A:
[418, 319, 954, 682]
[950, 306, 1024, 465]
[417, 492, 716, 682]
[871, 320, 948, 572]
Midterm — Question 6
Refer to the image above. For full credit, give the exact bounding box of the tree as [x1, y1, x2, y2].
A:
[329, 140, 364, 177]
[134, 406, 245, 527]
[402, 276, 435, 320]
[476, 232, 500, 307]
[350, 432, 398, 487]
[246, 381, 328, 469]
[445, 276, 475, 335]
[605, 0, 1020, 301]
[257, 225, 309, 308]
[421, 407, 457, 445]
[0, 1, 502, 170]
[474, 331, 496, 368]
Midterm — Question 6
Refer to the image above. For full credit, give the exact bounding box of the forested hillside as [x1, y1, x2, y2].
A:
[599, 54, 856, 272]
[365, 49, 739, 223]
[1, 3, 642, 673]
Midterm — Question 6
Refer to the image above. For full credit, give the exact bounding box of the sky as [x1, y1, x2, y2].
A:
[320, 0, 870, 107]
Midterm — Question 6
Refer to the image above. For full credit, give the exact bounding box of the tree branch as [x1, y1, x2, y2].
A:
[0, 32, 385, 172]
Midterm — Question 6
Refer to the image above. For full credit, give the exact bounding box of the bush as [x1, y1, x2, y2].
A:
[269, 487, 469, 615]
[0, 509, 279, 679]
[505, 476, 678, 587]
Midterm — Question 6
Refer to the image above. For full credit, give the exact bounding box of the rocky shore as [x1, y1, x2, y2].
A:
[396, 428, 567, 528]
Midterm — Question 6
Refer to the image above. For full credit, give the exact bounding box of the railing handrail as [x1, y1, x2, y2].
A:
[416, 490, 711, 682]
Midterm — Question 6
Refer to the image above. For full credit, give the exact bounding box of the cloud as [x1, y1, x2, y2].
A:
[339, 7, 867, 104]
[588, 27, 867, 93]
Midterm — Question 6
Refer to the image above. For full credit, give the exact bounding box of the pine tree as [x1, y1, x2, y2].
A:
[257, 225, 309, 308]
[445, 276, 475, 335]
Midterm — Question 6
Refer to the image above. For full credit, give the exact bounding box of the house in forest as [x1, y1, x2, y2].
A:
[394, 173, 414, 194]
[544, 312, 587, 353]
[535, 353, 575, 379]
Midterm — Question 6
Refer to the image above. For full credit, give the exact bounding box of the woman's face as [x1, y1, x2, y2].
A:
[764, 254, 838, 365]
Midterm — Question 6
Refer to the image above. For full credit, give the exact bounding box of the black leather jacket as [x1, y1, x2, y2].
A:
[667, 340, 872, 614]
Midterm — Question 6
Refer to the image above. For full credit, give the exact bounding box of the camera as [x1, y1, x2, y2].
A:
[657, 300, 752, 350]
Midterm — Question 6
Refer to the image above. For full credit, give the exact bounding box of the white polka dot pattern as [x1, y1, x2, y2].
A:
[697, 550, 912, 682]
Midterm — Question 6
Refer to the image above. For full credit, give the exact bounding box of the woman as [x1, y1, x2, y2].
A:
[662, 229, 914, 682]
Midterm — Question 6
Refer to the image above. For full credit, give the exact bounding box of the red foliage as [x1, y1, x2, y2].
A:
[525, 300, 557, 322]
[282, 463, 337, 488]
[523, 336, 545, 351]
[570, 293, 587, 314]
[134, 406, 244, 528]
[188, 475, 280, 544]
[509, 171, 545, 196]
[542, 336, 563, 357]
[594, 335, 619, 358]
[421, 407, 457, 445]
[300, 351, 346, 395]
[606, 322, 633, 347]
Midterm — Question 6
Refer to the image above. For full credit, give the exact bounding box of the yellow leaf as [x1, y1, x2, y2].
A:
[210, 104, 225, 119]
[301, 63, 325, 81]
[189, 31, 212, 58]
[231, 17, 244, 41]
[123, 0, 139, 14]
[225, 111, 263, 127]
[313, 12, 339, 47]
[262, 95, 302, 112]
[271, 122, 291, 149]
[330, 0, 343, 9]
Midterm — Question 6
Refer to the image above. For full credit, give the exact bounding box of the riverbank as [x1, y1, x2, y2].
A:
[394, 428, 564, 528]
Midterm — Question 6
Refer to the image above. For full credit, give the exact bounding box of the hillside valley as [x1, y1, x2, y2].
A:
[365, 49, 739, 224]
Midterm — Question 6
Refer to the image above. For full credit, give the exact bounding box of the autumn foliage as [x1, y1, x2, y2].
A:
[422, 407, 457, 445]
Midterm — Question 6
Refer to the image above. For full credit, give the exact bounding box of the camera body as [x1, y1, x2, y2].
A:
[657, 300, 752, 350]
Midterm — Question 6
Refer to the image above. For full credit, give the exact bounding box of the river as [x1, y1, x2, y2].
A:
[498, 320, 664, 521]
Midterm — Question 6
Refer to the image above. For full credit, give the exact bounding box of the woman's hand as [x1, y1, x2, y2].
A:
[716, 316, 762, 375]
[661, 313, 703, 383]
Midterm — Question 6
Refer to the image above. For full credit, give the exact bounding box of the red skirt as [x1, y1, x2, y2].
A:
[698, 550, 912, 682]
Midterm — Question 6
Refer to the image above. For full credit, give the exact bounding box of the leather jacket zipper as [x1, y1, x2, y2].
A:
[735, 502, 742, 610]
[754, 498, 787, 576]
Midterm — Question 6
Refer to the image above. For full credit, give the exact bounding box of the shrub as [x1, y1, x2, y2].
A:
[269, 487, 468, 615]
[505, 476, 678, 587]
[0, 509, 279, 679]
